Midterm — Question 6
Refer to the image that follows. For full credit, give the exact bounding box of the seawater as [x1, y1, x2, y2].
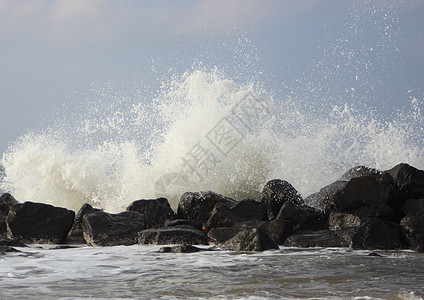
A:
[0, 245, 423, 299]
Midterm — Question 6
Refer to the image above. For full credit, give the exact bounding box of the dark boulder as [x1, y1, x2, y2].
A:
[351, 218, 404, 250]
[164, 219, 203, 231]
[158, 244, 208, 253]
[331, 173, 404, 222]
[284, 229, 354, 248]
[138, 228, 208, 245]
[0, 193, 19, 215]
[0, 212, 7, 236]
[328, 212, 361, 230]
[277, 202, 328, 232]
[258, 219, 293, 245]
[82, 211, 144, 246]
[67, 203, 102, 244]
[384, 163, 424, 199]
[0, 235, 25, 247]
[400, 214, 424, 252]
[127, 198, 176, 228]
[402, 198, 424, 216]
[261, 179, 303, 220]
[206, 200, 264, 229]
[7, 202, 75, 244]
[0, 246, 21, 254]
[305, 181, 347, 211]
[208, 227, 242, 245]
[340, 166, 381, 181]
[177, 191, 236, 225]
[218, 227, 279, 252]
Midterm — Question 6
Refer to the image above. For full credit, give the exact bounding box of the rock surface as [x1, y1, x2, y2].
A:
[127, 198, 176, 228]
[138, 228, 208, 245]
[7, 202, 75, 244]
[218, 227, 279, 251]
[67, 203, 102, 244]
[82, 211, 145, 246]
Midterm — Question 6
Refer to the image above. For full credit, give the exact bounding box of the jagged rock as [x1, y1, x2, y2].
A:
[261, 179, 303, 220]
[258, 219, 293, 245]
[331, 173, 404, 222]
[351, 218, 404, 250]
[177, 191, 236, 225]
[164, 219, 203, 231]
[0, 193, 19, 215]
[0, 212, 7, 236]
[384, 163, 424, 199]
[328, 212, 361, 230]
[402, 198, 424, 216]
[0, 235, 25, 247]
[277, 202, 328, 232]
[158, 244, 209, 253]
[67, 203, 102, 244]
[138, 228, 208, 245]
[218, 227, 279, 252]
[0, 246, 21, 254]
[284, 229, 354, 248]
[206, 200, 264, 229]
[207, 227, 242, 245]
[305, 181, 347, 210]
[127, 198, 176, 228]
[400, 214, 424, 252]
[82, 211, 144, 246]
[340, 166, 381, 181]
[7, 202, 75, 244]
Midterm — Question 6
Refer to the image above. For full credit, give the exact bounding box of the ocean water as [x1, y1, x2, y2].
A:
[0, 245, 423, 300]
[1, 2, 424, 299]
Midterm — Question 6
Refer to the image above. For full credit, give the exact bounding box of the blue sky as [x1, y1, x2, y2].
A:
[1, 0, 423, 154]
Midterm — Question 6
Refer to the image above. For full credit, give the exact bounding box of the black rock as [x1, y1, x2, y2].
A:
[340, 166, 381, 181]
[261, 179, 303, 220]
[177, 191, 236, 225]
[127, 198, 176, 228]
[284, 229, 354, 248]
[331, 174, 404, 222]
[304, 181, 347, 211]
[384, 163, 424, 199]
[0, 193, 19, 215]
[164, 219, 203, 231]
[7, 202, 75, 244]
[351, 218, 404, 250]
[207, 227, 242, 245]
[277, 202, 328, 232]
[82, 211, 145, 246]
[328, 212, 361, 230]
[403, 198, 424, 216]
[138, 228, 208, 245]
[218, 227, 279, 252]
[258, 219, 293, 245]
[206, 200, 264, 229]
[67, 203, 102, 244]
[0, 235, 25, 247]
[0, 246, 21, 254]
[0, 212, 7, 236]
[400, 214, 424, 252]
[158, 244, 207, 253]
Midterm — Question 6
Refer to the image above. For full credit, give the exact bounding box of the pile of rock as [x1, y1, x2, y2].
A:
[1, 163, 423, 253]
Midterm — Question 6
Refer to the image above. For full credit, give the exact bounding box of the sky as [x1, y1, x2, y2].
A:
[0, 0, 423, 155]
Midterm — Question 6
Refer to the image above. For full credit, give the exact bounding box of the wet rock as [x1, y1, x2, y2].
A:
[305, 181, 347, 210]
[277, 202, 328, 232]
[328, 212, 361, 230]
[164, 219, 203, 231]
[331, 174, 404, 222]
[177, 191, 236, 225]
[284, 229, 354, 248]
[218, 227, 279, 252]
[82, 211, 145, 246]
[340, 166, 381, 181]
[0, 193, 19, 215]
[158, 244, 208, 253]
[206, 200, 264, 229]
[0, 246, 20, 254]
[261, 179, 303, 220]
[351, 218, 404, 250]
[138, 228, 208, 245]
[0, 212, 7, 236]
[67, 203, 102, 244]
[0, 235, 25, 247]
[7, 202, 75, 244]
[207, 227, 242, 245]
[258, 219, 293, 245]
[384, 163, 424, 199]
[400, 214, 424, 252]
[402, 198, 424, 216]
[127, 198, 176, 228]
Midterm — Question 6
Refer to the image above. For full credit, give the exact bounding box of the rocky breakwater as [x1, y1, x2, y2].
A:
[1, 163, 423, 253]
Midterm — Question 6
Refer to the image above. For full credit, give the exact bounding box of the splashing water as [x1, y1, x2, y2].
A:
[1, 2, 424, 213]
